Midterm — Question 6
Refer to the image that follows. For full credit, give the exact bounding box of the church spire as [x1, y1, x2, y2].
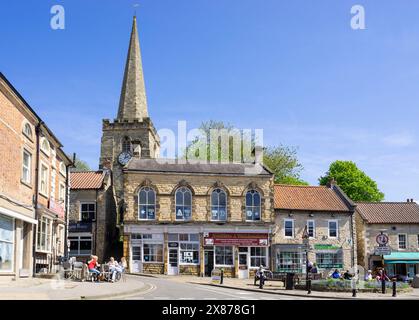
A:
[117, 16, 149, 121]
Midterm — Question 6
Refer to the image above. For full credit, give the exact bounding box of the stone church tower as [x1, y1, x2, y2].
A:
[99, 16, 160, 225]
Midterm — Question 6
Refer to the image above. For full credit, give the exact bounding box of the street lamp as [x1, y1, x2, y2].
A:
[302, 225, 311, 294]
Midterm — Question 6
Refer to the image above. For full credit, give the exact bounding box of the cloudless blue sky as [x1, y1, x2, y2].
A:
[1, 0, 418, 201]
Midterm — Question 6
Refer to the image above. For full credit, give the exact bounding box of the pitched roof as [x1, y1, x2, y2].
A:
[356, 202, 419, 224]
[70, 171, 105, 190]
[125, 159, 272, 176]
[274, 184, 351, 212]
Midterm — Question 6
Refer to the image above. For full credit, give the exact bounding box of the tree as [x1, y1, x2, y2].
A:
[71, 157, 92, 172]
[263, 146, 308, 185]
[319, 160, 384, 201]
[186, 120, 308, 185]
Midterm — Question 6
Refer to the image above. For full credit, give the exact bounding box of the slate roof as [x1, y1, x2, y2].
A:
[274, 184, 351, 212]
[70, 171, 105, 190]
[125, 159, 272, 176]
[356, 202, 419, 224]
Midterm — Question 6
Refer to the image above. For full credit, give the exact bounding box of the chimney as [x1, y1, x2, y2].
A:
[327, 178, 336, 188]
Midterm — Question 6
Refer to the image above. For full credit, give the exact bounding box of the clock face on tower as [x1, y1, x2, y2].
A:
[118, 152, 132, 166]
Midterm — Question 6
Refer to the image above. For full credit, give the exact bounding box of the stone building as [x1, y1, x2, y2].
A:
[97, 16, 275, 277]
[0, 73, 72, 279]
[68, 170, 117, 262]
[272, 183, 357, 275]
[356, 201, 419, 279]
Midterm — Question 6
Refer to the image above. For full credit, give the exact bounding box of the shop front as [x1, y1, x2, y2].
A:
[383, 252, 419, 280]
[203, 232, 269, 279]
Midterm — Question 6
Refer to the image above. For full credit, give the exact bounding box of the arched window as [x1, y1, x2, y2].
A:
[122, 137, 132, 154]
[245, 190, 261, 221]
[23, 123, 32, 139]
[175, 187, 192, 221]
[41, 138, 50, 155]
[59, 162, 66, 176]
[211, 188, 227, 221]
[138, 187, 156, 220]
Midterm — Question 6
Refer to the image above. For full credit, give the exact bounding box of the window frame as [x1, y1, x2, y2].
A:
[22, 122, 33, 140]
[59, 182, 66, 203]
[22, 149, 32, 185]
[79, 202, 96, 222]
[307, 220, 315, 239]
[398, 233, 407, 250]
[138, 187, 156, 221]
[36, 216, 52, 253]
[245, 190, 261, 222]
[214, 245, 234, 267]
[39, 162, 49, 197]
[328, 220, 339, 239]
[143, 243, 164, 263]
[284, 219, 294, 238]
[68, 234, 92, 256]
[175, 187, 192, 221]
[59, 162, 67, 177]
[0, 214, 15, 273]
[315, 252, 343, 269]
[250, 247, 267, 269]
[211, 188, 227, 221]
[40, 138, 50, 156]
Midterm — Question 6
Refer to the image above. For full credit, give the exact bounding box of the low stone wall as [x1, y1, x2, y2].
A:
[180, 265, 200, 276]
[143, 263, 164, 274]
[295, 280, 412, 293]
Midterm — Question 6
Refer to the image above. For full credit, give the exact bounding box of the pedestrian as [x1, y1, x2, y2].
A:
[331, 269, 341, 279]
[343, 270, 353, 280]
[310, 263, 318, 274]
[119, 257, 127, 272]
[365, 270, 373, 281]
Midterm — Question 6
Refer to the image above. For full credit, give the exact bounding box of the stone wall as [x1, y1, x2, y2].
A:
[123, 172, 274, 224]
[179, 265, 200, 275]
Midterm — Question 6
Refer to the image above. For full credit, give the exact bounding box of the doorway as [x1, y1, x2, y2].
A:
[131, 245, 143, 273]
[204, 250, 214, 277]
[168, 248, 179, 275]
[238, 252, 249, 279]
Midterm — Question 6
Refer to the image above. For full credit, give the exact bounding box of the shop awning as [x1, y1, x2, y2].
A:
[384, 252, 419, 263]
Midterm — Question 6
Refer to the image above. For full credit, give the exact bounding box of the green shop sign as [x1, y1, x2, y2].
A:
[314, 244, 341, 250]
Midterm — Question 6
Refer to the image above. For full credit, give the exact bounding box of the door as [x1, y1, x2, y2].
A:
[238, 253, 249, 279]
[131, 245, 143, 273]
[204, 250, 214, 277]
[168, 248, 179, 275]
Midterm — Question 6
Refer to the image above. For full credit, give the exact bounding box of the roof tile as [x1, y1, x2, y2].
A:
[356, 202, 419, 224]
[70, 171, 105, 190]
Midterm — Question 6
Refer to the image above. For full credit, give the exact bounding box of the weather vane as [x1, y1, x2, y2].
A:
[133, 3, 140, 16]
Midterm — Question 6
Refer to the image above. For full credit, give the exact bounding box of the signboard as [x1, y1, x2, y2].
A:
[211, 269, 222, 284]
[49, 199, 65, 219]
[314, 244, 341, 250]
[376, 233, 389, 246]
[374, 246, 391, 256]
[204, 233, 269, 247]
[168, 242, 179, 248]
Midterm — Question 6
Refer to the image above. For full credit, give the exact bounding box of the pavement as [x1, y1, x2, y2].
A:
[0, 275, 151, 300]
[1, 273, 419, 300]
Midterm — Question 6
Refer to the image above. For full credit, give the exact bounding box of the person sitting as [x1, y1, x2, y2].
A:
[119, 257, 127, 272]
[343, 270, 353, 280]
[108, 257, 122, 282]
[365, 270, 373, 281]
[331, 269, 341, 279]
[88, 255, 101, 281]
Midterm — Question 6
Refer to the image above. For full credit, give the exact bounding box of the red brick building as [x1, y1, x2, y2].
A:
[0, 73, 72, 279]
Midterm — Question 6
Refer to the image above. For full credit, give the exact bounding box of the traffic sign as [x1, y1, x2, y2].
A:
[374, 246, 391, 256]
[376, 233, 389, 246]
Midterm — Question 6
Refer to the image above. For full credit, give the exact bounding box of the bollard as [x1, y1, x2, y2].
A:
[392, 280, 397, 297]
[254, 275, 257, 286]
[220, 269, 224, 285]
[352, 289, 357, 297]
[307, 279, 311, 294]
[381, 278, 386, 294]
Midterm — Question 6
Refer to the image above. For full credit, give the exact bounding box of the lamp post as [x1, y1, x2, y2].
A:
[302, 225, 310, 294]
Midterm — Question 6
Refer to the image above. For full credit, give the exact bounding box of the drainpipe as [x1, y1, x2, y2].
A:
[63, 153, 75, 260]
[32, 121, 43, 276]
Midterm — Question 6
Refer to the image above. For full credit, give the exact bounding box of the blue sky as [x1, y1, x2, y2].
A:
[1, 0, 418, 201]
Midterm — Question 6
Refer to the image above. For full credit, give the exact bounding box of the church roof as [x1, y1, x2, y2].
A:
[125, 159, 272, 176]
[117, 16, 149, 121]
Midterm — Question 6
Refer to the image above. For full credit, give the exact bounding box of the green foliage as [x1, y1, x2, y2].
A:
[263, 146, 308, 185]
[319, 160, 384, 201]
[186, 121, 308, 185]
[71, 157, 92, 172]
